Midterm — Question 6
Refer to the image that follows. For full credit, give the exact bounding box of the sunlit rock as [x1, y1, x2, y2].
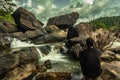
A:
[12, 7, 43, 32]
[101, 51, 118, 62]
[35, 72, 72, 80]
[47, 12, 79, 29]
[3, 63, 36, 80]
[101, 61, 120, 80]
[44, 25, 60, 33]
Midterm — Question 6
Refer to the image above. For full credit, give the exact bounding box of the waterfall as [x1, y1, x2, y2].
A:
[10, 38, 68, 62]
[10, 38, 44, 58]
[39, 45, 69, 62]
[35, 47, 43, 58]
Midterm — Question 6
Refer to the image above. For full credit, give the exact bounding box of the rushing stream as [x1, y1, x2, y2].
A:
[10, 38, 83, 80]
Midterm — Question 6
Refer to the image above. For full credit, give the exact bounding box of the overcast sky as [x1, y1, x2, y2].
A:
[12, 0, 120, 24]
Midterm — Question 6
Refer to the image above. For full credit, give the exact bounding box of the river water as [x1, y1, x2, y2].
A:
[10, 38, 83, 80]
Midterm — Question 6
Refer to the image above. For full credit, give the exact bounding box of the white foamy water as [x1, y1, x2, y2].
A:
[10, 38, 69, 62]
[39, 45, 69, 62]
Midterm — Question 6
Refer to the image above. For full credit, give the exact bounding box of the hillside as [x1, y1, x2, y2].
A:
[90, 16, 120, 29]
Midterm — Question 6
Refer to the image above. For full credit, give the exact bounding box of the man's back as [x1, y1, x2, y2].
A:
[79, 48, 102, 78]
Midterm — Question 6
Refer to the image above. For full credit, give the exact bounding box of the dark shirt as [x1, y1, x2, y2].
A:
[79, 48, 102, 78]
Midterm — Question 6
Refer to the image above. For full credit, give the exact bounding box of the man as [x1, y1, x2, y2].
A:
[79, 38, 102, 80]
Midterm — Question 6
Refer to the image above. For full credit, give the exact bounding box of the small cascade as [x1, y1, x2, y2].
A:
[35, 47, 44, 58]
[39, 45, 69, 62]
[10, 38, 34, 48]
[10, 38, 44, 58]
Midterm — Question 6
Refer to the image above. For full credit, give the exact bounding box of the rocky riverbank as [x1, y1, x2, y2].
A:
[0, 7, 120, 80]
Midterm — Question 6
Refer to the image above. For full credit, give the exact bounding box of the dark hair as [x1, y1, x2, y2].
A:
[86, 38, 94, 48]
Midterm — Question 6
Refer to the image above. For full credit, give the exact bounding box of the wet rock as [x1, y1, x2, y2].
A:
[47, 12, 79, 29]
[0, 37, 11, 48]
[3, 63, 36, 80]
[0, 19, 18, 33]
[0, 47, 39, 79]
[12, 32, 27, 40]
[36, 72, 72, 80]
[0, 54, 19, 79]
[39, 45, 51, 55]
[67, 43, 83, 59]
[44, 60, 52, 69]
[12, 7, 43, 32]
[101, 61, 120, 80]
[16, 47, 39, 64]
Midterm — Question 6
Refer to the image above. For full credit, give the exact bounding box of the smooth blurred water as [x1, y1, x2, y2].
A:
[10, 38, 83, 80]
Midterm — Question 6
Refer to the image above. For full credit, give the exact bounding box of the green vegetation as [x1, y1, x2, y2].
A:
[0, 0, 16, 23]
[90, 16, 120, 30]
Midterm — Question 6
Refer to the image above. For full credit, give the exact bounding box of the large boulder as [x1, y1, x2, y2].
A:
[0, 19, 18, 33]
[12, 7, 43, 32]
[67, 22, 92, 40]
[66, 22, 92, 59]
[47, 12, 79, 29]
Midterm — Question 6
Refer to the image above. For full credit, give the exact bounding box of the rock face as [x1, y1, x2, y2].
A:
[0, 54, 19, 79]
[0, 37, 11, 48]
[25, 29, 44, 39]
[3, 63, 36, 80]
[0, 47, 39, 79]
[12, 7, 43, 32]
[67, 22, 92, 40]
[0, 19, 18, 33]
[101, 61, 120, 80]
[47, 12, 79, 29]
[66, 23, 92, 59]
[32, 30, 67, 43]
[12, 32, 27, 40]
[35, 72, 72, 80]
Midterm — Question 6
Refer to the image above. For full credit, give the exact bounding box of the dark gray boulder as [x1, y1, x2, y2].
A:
[12, 7, 43, 32]
[47, 12, 79, 29]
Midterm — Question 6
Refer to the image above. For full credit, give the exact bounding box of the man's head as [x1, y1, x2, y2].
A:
[86, 38, 94, 48]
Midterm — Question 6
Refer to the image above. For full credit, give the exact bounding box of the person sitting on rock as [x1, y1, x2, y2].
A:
[79, 38, 102, 80]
